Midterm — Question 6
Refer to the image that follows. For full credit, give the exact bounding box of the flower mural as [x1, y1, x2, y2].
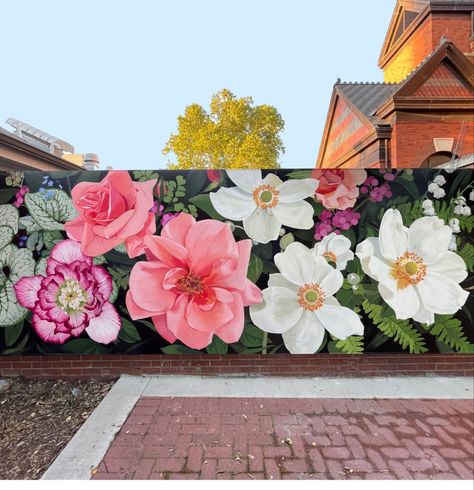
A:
[0, 168, 472, 356]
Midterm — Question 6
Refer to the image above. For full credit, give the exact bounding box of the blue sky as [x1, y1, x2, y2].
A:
[1, 0, 394, 169]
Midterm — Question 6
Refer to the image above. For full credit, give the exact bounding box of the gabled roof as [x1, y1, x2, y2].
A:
[336, 83, 401, 121]
[379, 0, 474, 68]
[376, 40, 474, 116]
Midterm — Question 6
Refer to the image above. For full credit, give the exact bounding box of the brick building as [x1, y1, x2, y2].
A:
[316, 0, 474, 169]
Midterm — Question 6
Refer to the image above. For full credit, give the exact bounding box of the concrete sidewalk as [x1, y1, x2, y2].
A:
[42, 376, 474, 480]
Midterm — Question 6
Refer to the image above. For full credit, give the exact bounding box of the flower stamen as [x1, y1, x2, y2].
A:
[298, 283, 325, 311]
[177, 273, 205, 296]
[252, 185, 280, 209]
[56, 280, 88, 313]
[323, 251, 337, 264]
[391, 252, 427, 290]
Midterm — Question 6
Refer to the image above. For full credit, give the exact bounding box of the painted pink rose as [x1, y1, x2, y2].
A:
[312, 169, 367, 210]
[126, 213, 262, 350]
[65, 171, 157, 257]
[14, 240, 120, 345]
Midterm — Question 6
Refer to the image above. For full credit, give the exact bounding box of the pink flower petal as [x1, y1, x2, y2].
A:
[186, 219, 239, 278]
[49, 239, 91, 269]
[214, 293, 245, 344]
[85, 302, 121, 344]
[186, 298, 234, 332]
[152, 314, 177, 344]
[161, 212, 196, 247]
[64, 216, 85, 242]
[144, 235, 189, 267]
[32, 315, 72, 344]
[129, 262, 176, 314]
[90, 265, 113, 299]
[14, 275, 43, 309]
[166, 296, 213, 350]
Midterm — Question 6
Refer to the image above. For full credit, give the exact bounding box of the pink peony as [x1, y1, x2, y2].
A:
[312, 169, 367, 210]
[126, 213, 262, 349]
[65, 171, 157, 257]
[14, 240, 120, 344]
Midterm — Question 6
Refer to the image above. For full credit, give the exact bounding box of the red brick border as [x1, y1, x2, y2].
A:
[0, 354, 473, 379]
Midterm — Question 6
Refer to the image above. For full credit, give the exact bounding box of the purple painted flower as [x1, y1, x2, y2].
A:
[161, 212, 181, 227]
[14, 240, 120, 344]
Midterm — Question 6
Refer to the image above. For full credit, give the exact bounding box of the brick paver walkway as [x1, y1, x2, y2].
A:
[93, 397, 474, 480]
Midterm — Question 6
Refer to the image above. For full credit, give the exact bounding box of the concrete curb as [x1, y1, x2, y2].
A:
[41, 375, 473, 479]
[41, 375, 150, 480]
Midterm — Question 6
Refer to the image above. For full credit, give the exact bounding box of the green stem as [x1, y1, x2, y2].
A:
[353, 198, 369, 213]
[262, 332, 268, 355]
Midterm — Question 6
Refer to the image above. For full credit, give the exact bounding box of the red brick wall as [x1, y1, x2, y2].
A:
[391, 118, 474, 168]
[1, 354, 472, 379]
[383, 13, 474, 83]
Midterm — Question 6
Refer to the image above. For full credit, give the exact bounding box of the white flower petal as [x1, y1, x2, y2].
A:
[262, 173, 283, 188]
[243, 209, 281, 244]
[316, 304, 364, 339]
[326, 234, 352, 256]
[356, 237, 393, 283]
[378, 283, 420, 320]
[226, 170, 262, 193]
[335, 251, 354, 271]
[379, 209, 408, 261]
[209, 187, 256, 221]
[276, 178, 319, 203]
[268, 273, 299, 292]
[416, 272, 469, 315]
[428, 251, 468, 283]
[249, 286, 302, 334]
[282, 310, 326, 354]
[274, 242, 315, 286]
[412, 305, 435, 326]
[272, 201, 315, 230]
[408, 216, 452, 265]
[319, 266, 344, 297]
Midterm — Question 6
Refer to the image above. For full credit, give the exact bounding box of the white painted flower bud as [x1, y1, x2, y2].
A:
[347, 273, 361, 286]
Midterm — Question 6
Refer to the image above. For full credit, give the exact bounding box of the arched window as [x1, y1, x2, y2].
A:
[421, 151, 457, 168]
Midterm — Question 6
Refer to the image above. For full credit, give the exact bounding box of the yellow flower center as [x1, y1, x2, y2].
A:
[298, 283, 325, 311]
[252, 185, 280, 209]
[56, 280, 88, 313]
[391, 252, 427, 290]
[323, 251, 337, 264]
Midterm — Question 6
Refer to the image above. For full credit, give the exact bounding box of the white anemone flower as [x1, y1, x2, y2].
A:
[210, 170, 319, 244]
[356, 209, 469, 325]
[313, 233, 354, 271]
[249, 242, 364, 354]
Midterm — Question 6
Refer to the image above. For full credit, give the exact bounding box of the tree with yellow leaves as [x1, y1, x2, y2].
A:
[163, 89, 285, 169]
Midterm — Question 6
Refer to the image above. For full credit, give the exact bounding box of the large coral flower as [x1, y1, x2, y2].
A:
[126, 213, 262, 349]
[14, 240, 120, 344]
[65, 170, 156, 257]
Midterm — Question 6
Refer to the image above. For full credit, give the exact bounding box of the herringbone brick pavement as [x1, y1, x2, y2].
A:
[93, 397, 474, 480]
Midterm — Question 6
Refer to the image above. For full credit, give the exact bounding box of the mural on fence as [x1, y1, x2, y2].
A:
[0, 168, 472, 355]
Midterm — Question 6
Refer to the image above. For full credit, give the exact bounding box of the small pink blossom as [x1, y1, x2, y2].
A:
[312, 169, 367, 210]
[14, 240, 120, 345]
[126, 213, 262, 350]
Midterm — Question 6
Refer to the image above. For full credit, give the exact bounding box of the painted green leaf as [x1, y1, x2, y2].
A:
[118, 318, 141, 343]
[5, 320, 24, 347]
[206, 336, 228, 354]
[240, 323, 265, 348]
[0, 188, 17, 205]
[0, 205, 19, 249]
[189, 194, 226, 221]
[328, 336, 364, 354]
[25, 190, 77, 231]
[430, 315, 470, 352]
[0, 244, 35, 327]
[62, 338, 111, 354]
[161, 344, 201, 355]
[247, 254, 263, 283]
